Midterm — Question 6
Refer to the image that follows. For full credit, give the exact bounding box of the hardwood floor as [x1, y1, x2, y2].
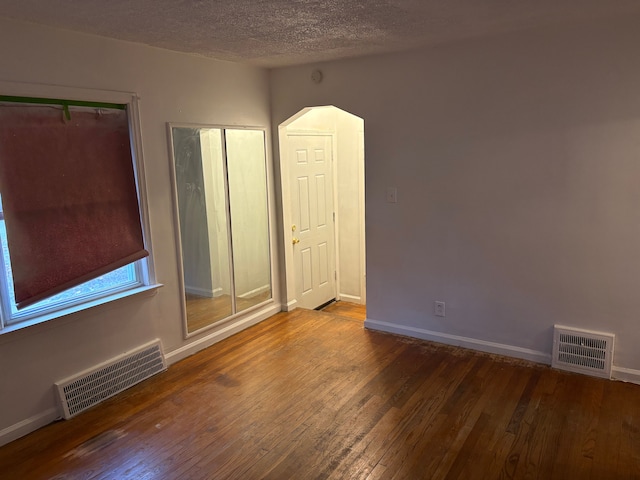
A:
[320, 300, 366, 321]
[1, 308, 639, 479]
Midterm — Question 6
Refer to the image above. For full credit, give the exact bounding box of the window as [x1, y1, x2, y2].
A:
[0, 91, 155, 332]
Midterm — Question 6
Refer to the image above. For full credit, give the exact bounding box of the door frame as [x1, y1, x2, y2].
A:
[279, 126, 338, 311]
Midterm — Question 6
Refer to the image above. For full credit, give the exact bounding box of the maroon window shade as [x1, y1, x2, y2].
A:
[0, 103, 149, 309]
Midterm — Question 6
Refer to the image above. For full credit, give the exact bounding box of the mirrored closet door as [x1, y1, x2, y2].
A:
[169, 125, 271, 335]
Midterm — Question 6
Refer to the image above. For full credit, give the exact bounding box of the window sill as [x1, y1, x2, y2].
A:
[0, 283, 163, 337]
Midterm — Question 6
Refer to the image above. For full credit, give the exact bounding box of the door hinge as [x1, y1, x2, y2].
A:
[334, 271, 337, 280]
[333, 212, 335, 222]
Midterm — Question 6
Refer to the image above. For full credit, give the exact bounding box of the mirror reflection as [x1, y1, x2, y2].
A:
[226, 130, 272, 312]
[170, 126, 271, 334]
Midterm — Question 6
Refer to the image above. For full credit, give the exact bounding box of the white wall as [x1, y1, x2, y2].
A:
[0, 17, 280, 445]
[226, 130, 271, 299]
[200, 129, 230, 297]
[334, 112, 365, 302]
[270, 15, 640, 381]
[174, 127, 214, 297]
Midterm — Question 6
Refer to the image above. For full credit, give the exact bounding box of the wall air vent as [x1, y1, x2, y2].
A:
[552, 325, 614, 379]
[55, 340, 166, 419]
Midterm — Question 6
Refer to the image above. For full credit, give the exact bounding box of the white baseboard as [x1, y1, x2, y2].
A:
[0, 407, 59, 447]
[283, 299, 297, 312]
[237, 284, 271, 300]
[166, 303, 281, 365]
[338, 293, 363, 304]
[185, 285, 215, 298]
[612, 366, 640, 385]
[364, 318, 551, 365]
[212, 287, 224, 298]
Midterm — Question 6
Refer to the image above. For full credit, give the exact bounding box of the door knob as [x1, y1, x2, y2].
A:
[292, 237, 300, 245]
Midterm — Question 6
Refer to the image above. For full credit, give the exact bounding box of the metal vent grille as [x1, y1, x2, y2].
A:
[55, 340, 166, 419]
[552, 326, 614, 379]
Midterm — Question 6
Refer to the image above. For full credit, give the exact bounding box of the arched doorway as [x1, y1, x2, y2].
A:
[279, 106, 366, 311]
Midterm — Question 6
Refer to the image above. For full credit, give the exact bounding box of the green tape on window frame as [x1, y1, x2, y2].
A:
[0, 95, 126, 112]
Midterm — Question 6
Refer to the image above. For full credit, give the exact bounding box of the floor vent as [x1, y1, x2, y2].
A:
[552, 325, 614, 379]
[55, 340, 166, 419]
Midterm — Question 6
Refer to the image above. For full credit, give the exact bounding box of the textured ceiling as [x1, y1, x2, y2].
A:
[2, 0, 640, 67]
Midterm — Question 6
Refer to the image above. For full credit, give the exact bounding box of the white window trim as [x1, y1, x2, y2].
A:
[0, 81, 159, 333]
[0, 284, 161, 335]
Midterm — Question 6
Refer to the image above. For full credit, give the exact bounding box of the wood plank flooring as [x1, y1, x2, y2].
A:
[1, 308, 639, 479]
[321, 301, 366, 321]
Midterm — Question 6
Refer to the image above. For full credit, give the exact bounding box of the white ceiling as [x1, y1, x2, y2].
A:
[2, 0, 640, 67]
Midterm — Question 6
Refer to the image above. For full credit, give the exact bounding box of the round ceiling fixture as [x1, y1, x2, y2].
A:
[311, 69, 323, 84]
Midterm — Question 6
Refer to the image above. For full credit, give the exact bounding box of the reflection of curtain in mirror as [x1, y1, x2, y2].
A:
[173, 129, 213, 297]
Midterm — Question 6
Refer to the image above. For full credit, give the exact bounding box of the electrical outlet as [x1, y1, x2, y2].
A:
[434, 301, 445, 317]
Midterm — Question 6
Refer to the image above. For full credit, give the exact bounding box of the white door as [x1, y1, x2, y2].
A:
[289, 134, 336, 309]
